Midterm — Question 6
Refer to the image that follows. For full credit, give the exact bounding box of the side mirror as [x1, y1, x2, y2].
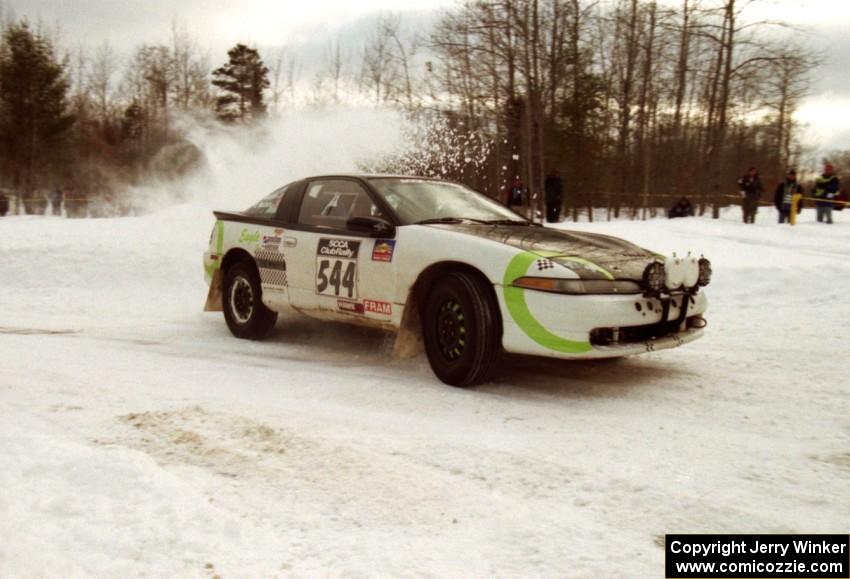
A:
[346, 216, 395, 238]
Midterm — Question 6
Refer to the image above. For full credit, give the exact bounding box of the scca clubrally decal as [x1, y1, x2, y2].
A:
[317, 238, 360, 259]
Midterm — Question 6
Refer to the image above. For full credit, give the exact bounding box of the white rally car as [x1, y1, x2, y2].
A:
[203, 175, 710, 386]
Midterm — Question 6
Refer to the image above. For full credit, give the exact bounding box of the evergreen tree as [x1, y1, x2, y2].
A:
[211, 44, 269, 122]
[0, 21, 73, 191]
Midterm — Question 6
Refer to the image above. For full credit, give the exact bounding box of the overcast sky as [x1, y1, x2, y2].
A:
[4, 0, 850, 155]
[2, 0, 447, 55]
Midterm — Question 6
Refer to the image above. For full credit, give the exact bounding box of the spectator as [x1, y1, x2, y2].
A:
[0, 191, 8, 216]
[736, 167, 763, 224]
[50, 187, 63, 216]
[812, 163, 840, 224]
[505, 177, 525, 210]
[544, 169, 564, 222]
[668, 196, 694, 219]
[65, 187, 87, 218]
[774, 168, 803, 224]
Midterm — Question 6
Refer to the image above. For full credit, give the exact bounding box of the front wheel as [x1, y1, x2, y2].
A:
[423, 272, 501, 386]
[223, 261, 277, 339]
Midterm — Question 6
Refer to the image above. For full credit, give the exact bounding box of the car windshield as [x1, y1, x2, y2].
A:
[368, 178, 526, 225]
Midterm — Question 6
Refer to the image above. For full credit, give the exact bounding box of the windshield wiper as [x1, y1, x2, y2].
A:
[414, 217, 464, 225]
[414, 217, 535, 226]
[414, 217, 490, 225]
[483, 219, 534, 226]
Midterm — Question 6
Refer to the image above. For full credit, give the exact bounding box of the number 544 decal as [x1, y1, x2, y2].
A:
[316, 238, 360, 299]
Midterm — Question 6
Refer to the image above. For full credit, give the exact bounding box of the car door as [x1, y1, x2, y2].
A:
[285, 178, 398, 323]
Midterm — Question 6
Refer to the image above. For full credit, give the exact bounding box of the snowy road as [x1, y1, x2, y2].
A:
[1, 205, 848, 577]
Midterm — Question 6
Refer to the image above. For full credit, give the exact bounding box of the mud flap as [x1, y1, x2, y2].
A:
[392, 302, 424, 359]
[204, 270, 224, 312]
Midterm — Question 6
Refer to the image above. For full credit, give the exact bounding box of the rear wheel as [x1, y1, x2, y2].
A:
[423, 272, 501, 386]
[223, 261, 277, 339]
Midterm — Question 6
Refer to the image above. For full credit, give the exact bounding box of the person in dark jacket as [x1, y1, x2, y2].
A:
[0, 192, 8, 216]
[737, 167, 763, 224]
[668, 196, 694, 218]
[812, 163, 840, 224]
[505, 177, 525, 209]
[50, 187, 63, 216]
[544, 169, 564, 222]
[774, 168, 803, 224]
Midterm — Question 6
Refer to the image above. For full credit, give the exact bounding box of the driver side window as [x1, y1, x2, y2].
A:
[298, 180, 383, 229]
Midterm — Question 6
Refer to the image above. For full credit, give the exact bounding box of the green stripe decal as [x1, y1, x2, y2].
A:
[204, 221, 225, 278]
[502, 252, 593, 353]
[215, 220, 224, 255]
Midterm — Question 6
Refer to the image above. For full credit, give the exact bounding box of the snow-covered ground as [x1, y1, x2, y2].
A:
[1, 205, 848, 577]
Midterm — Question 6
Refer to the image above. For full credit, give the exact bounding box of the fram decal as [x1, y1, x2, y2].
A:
[318, 238, 360, 259]
[363, 299, 392, 316]
[371, 239, 396, 262]
[239, 228, 260, 243]
[337, 299, 364, 314]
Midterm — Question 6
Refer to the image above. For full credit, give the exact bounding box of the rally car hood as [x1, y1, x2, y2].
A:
[427, 223, 658, 280]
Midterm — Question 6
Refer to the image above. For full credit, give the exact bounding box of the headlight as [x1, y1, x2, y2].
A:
[643, 262, 666, 292]
[698, 257, 712, 286]
[682, 255, 700, 287]
[511, 277, 642, 295]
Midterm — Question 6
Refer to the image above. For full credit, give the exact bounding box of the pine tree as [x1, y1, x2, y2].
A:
[0, 21, 73, 191]
[211, 44, 270, 122]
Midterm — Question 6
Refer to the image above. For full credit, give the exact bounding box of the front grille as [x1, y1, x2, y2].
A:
[590, 317, 701, 345]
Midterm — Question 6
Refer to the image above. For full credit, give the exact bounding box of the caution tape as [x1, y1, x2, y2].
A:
[720, 194, 850, 207]
[719, 194, 775, 207]
[799, 196, 850, 207]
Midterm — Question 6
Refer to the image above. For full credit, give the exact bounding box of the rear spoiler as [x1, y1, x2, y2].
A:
[212, 210, 284, 227]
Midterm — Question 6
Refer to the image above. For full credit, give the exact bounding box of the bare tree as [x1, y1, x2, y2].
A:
[763, 46, 815, 171]
[360, 14, 399, 105]
[170, 22, 210, 111]
[88, 41, 117, 122]
[312, 36, 347, 106]
[266, 46, 298, 112]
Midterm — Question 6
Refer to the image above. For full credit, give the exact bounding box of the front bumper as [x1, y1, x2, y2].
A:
[498, 286, 708, 359]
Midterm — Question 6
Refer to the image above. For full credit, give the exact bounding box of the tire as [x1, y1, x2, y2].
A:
[422, 271, 501, 387]
[222, 261, 277, 339]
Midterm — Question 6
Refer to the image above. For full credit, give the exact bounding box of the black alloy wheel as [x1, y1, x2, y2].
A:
[423, 271, 501, 386]
[223, 261, 278, 339]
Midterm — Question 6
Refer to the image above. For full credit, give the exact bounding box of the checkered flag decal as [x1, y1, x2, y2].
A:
[255, 249, 288, 288]
[536, 259, 555, 271]
[262, 268, 288, 288]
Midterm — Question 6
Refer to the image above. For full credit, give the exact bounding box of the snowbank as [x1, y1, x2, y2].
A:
[0, 204, 848, 576]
